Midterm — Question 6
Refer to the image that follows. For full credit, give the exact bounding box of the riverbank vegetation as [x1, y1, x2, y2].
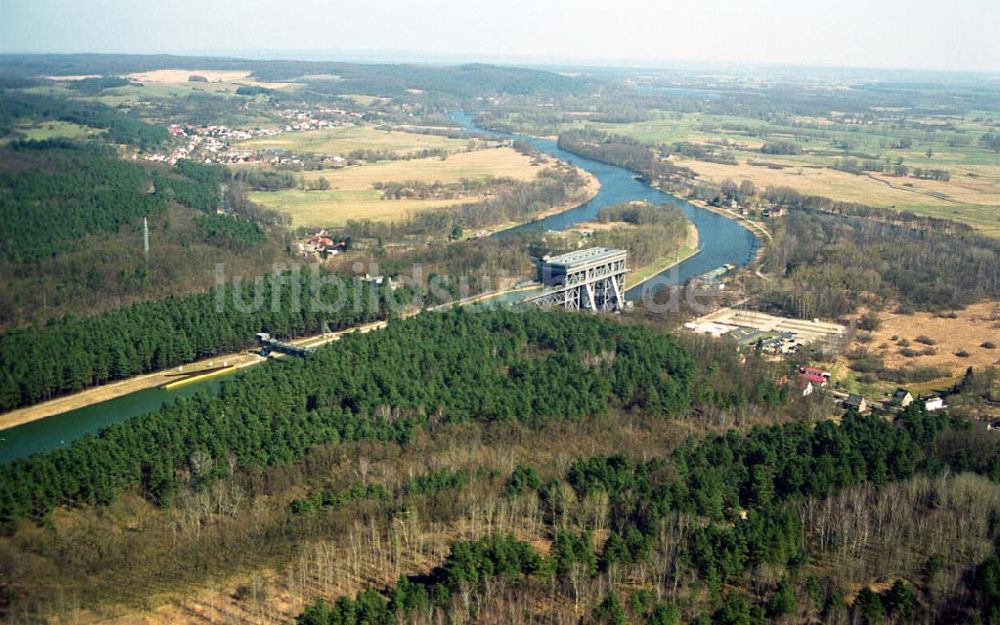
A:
[593, 201, 691, 268]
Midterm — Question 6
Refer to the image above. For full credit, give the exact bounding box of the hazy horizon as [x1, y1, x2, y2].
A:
[2, 0, 999, 74]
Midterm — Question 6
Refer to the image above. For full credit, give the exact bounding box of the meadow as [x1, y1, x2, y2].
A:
[4, 120, 102, 142]
[249, 147, 543, 226]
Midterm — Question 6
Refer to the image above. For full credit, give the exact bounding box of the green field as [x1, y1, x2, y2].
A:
[7, 120, 102, 142]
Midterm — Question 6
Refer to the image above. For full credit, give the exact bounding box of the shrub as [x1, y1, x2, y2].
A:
[898, 338, 911, 347]
[921, 347, 937, 356]
[849, 357, 883, 373]
[956, 350, 971, 358]
[858, 312, 881, 332]
[982, 341, 997, 349]
[900, 348, 919, 358]
[915, 335, 937, 345]
[880, 365, 951, 384]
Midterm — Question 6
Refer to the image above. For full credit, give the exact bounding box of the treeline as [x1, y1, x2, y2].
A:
[230, 167, 297, 191]
[342, 166, 589, 239]
[668, 141, 737, 164]
[226, 183, 292, 227]
[0, 92, 167, 147]
[0, 310, 695, 522]
[762, 184, 975, 232]
[0, 146, 168, 262]
[66, 75, 132, 95]
[558, 130, 695, 187]
[760, 140, 803, 155]
[157, 159, 289, 226]
[373, 176, 517, 200]
[0, 269, 387, 412]
[833, 156, 951, 180]
[762, 209, 1000, 316]
[235, 85, 272, 96]
[344, 147, 452, 163]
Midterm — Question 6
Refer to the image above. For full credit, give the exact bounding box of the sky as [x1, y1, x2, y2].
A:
[2, 0, 999, 73]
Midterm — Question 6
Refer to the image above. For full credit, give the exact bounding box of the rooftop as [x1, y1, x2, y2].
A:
[541, 247, 627, 269]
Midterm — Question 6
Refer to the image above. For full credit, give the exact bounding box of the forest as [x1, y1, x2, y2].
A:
[0, 145, 167, 262]
[293, 404, 1000, 625]
[557, 129, 695, 188]
[0, 310, 697, 522]
[761, 209, 1000, 317]
[0, 92, 168, 147]
[0, 269, 388, 411]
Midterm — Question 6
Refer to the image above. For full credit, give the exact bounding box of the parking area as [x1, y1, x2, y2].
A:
[686, 307, 846, 350]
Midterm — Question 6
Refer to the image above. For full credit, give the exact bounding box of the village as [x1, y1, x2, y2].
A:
[682, 303, 967, 422]
[144, 105, 364, 166]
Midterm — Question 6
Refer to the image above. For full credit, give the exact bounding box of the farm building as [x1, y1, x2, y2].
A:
[844, 395, 868, 413]
[891, 388, 914, 408]
[924, 396, 946, 412]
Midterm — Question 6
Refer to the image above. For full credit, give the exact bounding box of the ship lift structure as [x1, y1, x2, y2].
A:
[525, 247, 628, 312]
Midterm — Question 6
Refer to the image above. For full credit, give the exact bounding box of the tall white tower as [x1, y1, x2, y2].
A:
[143, 217, 150, 261]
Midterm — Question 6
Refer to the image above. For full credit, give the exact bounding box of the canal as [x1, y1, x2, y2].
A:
[0, 114, 758, 464]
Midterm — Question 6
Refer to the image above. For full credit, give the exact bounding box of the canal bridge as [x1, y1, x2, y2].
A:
[255, 333, 313, 359]
[526, 247, 628, 312]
